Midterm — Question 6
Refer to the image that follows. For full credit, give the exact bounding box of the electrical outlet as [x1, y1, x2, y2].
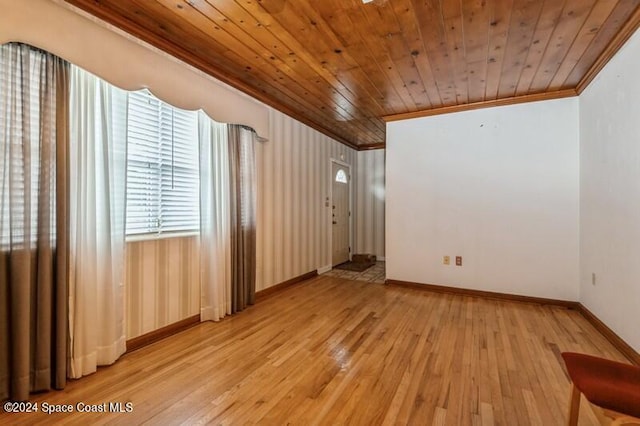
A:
[592, 273, 596, 286]
[443, 256, 450, 265]
[455, 256, 462, 266]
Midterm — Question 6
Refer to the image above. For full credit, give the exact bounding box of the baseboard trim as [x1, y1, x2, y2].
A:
[124, 272, 318, 353]
[256, 270, 318, 302]
[317, 265, 332, 274]
[385, 279, 579, 308]
[385, 279, 640, 365]
[577, 303, 640, 366]
[126, 314, 201, 353]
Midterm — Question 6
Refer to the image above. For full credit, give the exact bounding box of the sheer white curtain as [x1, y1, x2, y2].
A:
[199, 112, 232, 321]
[68, 66, 127, 378]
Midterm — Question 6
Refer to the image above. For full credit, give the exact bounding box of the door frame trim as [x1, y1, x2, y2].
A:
[329, 159, 353, 268]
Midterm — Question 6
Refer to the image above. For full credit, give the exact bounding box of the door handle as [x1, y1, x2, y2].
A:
[332, 221, 337, 224]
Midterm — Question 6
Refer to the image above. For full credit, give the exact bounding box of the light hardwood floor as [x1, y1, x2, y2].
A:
[1, 275, 629, 425]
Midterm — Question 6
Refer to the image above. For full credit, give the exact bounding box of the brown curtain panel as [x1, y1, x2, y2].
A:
[0, 43, 69, 401]
[227, 124, 256, 312]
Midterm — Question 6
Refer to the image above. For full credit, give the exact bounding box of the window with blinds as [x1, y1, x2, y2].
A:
[125, 89, 199, 236]
[0, 45, 50, 248]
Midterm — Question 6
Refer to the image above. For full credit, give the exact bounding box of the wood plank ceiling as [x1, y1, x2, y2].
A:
[64, 0, 640, 149]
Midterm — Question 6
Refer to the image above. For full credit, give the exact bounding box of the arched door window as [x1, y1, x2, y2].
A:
[335, 169, 348, 184]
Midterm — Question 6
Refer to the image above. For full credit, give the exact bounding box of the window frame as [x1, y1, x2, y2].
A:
[124, 89, 200, 240]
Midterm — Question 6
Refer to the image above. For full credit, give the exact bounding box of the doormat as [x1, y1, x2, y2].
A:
[334, 260, 375, 272]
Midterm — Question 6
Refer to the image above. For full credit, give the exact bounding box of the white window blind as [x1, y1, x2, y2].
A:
[125, 90, 199, 236]
[0, 45, 49, 248]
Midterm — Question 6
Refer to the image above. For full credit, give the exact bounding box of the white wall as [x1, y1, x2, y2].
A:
[580, 28, 640, 352]
[256, 109, 357, 290]
[355, 150, 385, 259]
[386, 98, 580, 301]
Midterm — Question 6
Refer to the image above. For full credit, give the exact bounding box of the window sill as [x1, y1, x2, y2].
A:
[126, 231, 199, 243]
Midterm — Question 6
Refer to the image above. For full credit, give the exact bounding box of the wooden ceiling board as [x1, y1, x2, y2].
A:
[356, 1, 433, 109]
[496, 0, 545, 98]
[528, 0, 599, 92]
[515, 0, 568, 94]
[410, 0, 458, 106]
[391, 0, 443, 107]
[148, 0, 380, 139]
[231, 0, 390, 134]
[462, 0, 492, 103]
[334, 7, 416, 112]
[443, 0, 470, 104]
[63, 0, 640, 149]
[548, 0, 618, 90]
[572, 0, 640, 90]
[273, 0, 401, 120]
[483, 0, 515, 100]
[236, 0, 388, 143]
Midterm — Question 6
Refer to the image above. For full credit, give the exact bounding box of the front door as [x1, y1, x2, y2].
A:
[332, 162, 350, 266]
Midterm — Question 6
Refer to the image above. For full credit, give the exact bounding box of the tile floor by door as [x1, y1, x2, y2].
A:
[322, 261, 385, 283]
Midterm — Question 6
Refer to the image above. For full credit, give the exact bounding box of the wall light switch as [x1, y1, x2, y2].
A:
[455, 256, 462, 266]
[443, 256, 450, 265]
